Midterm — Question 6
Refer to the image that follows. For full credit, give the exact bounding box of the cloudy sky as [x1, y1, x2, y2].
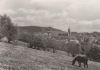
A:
[0, 0, 100, 32]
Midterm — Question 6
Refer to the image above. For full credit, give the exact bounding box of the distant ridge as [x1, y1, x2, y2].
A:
[18, 26, 65, 34]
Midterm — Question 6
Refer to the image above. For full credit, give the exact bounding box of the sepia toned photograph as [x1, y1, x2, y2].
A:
[0, 0, 100, 70]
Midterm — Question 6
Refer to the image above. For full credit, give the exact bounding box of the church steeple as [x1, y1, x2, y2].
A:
[68, 26, 71, 41]
[68, 27, 71, 37]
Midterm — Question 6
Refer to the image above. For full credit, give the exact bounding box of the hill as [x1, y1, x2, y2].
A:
[18, 26, 65, 34]
[0, 42, 99, 70]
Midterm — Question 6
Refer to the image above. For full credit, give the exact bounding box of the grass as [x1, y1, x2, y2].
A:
[0, 42, 99, 70]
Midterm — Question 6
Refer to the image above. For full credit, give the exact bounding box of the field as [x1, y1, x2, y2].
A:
[0, 42, 99, 70]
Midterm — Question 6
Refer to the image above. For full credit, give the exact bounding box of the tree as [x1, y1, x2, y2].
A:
[66, 41, 81, 57]
[0, 14, 17, 43]
[33, 35, 44, 50]
[46, 38, 57, 53]
[87, 46, 100, 61]
[80, 37, 92, 54]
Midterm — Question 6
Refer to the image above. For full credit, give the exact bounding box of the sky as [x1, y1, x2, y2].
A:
[0, 0, 100, 32]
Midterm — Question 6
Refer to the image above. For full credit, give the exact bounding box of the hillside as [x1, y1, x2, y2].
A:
[0, 42, 99, 70]
[18, 26, 65, 34]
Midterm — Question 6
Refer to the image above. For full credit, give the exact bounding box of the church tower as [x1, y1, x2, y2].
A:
[68, 27, 71, 36]
[68, 27, 71, 41]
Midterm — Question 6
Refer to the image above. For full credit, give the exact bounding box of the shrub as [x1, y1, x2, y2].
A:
[65, 41, 81, 57]
[87, 46, 100, 62]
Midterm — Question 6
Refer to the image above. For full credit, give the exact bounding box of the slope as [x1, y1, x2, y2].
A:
[0, 42, 99, 70]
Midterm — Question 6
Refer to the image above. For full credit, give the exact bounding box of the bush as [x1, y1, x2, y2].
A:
[18, 33, 65, 53]
[87, 46, 100, 62]
[18, 33, 46, 50]
[65, 41, 81, 57]
[33, 35, 45, 50]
